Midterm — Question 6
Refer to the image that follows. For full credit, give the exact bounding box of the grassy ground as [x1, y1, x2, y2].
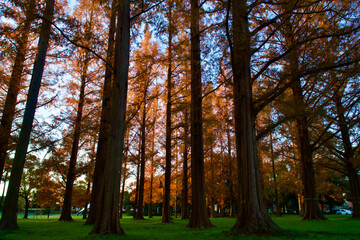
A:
[0, 214, 359, 240]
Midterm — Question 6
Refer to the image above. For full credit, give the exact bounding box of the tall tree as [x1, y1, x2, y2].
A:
[0, 0, 36, 182]
[0, 0, 55, 230]
[85, 0, 116, 225]
[230, 0, 280, 234]
[162, 0, 174, 224]
[188, 0, 213, 229]
[91, 0, 130, 234]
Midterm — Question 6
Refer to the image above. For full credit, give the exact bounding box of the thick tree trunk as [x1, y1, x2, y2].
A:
[231, 0, 280, 234]
[59, 52, 89, 222]
[85, 0, 116, 225]
[188, 0, 213, 229]
[162, 0, 173, 224]
[91, 0, 130, 235]
[181, 109, 189, 219]
[0, 0, 55, 230]
[0, 0, 36, 182]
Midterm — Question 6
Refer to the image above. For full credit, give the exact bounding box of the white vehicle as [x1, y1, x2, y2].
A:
[335, 209, 352, 215]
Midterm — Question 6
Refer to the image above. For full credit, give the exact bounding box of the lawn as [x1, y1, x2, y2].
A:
[0, 214, 359, 240]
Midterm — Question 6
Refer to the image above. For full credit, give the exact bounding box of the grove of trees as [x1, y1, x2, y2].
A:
[0, 0, 359, 236]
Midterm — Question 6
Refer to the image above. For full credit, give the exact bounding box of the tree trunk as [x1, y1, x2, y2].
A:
[0, 0, 55, 230]
[91, 0, 130, 235]
[0, 0, 36, 182]
[181, 109, 189, 219]
[119, 161, 127, 219]
[23, 197, 30, 219]
[291, 69, 325, 221]
[270, 132, 281, 217]
[85, 0, 116, 225]
[162, 0, 173, 224]
[333, 89, 360, 219]
[135, 104, 147, 220]
[59, 51, 89, 222]
[227, 127, 235, 218]
[188, 0, 213, 229]
[230, 0, 280, 234]
[149, 112, 157, 218]
[83, 179, 91, 219]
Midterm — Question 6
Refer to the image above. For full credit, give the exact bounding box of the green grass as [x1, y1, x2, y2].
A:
[0, 215, 359, 240]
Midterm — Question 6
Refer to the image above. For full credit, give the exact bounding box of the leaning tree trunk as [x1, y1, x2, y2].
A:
[188, 0, 213, 229]
[0, 0, 55, 230]
[59, 52, 89, 222]
[91, 0, 130, 235]
[0, 0, 36, 182]
[161, 0, 173, 224]
[85, 0, 116, 225]
[181, 109, 189, 219]
[230, 0, 280, 234]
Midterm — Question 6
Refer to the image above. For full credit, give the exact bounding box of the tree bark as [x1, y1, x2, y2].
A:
[162, 0, 173, 224]
[188, 0, 213, 229]
[85, 0, 116, 225]
[0, 0, 55, 230]
[59, 51, 89, 222]
[0, 0, 36, 182]
[230, 0, 280, 234]
[181, 109, 189, 219]
[91, 0, 130, 235]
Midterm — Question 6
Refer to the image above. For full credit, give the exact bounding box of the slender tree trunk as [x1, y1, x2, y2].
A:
[227, 127, 235, 218]
[162, 0, 173, 224]
[270, 132, 281, 217]
[59, 52, 89, 222]
[133, 152, 140, 218]
[181, 109, 189, 219]
[188, 0, 213, 229]
[23, 197, 30, 219]
[119, 161, 127, 219]
[135, 104, 147, 220]
[149, 112, 157, 218]
[83, 179, 91, 219]
[86, 0, 116, 225]
[0, 0, 36, 182]
[0, 0, 55, 230]
[91, 0, 130, 235]
[230, 0, 280, 234]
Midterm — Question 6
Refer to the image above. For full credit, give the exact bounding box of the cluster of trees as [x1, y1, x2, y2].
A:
[0, 0, 359, 235]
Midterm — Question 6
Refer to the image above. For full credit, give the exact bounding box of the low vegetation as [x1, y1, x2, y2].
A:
[0, 215, 359, 240]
